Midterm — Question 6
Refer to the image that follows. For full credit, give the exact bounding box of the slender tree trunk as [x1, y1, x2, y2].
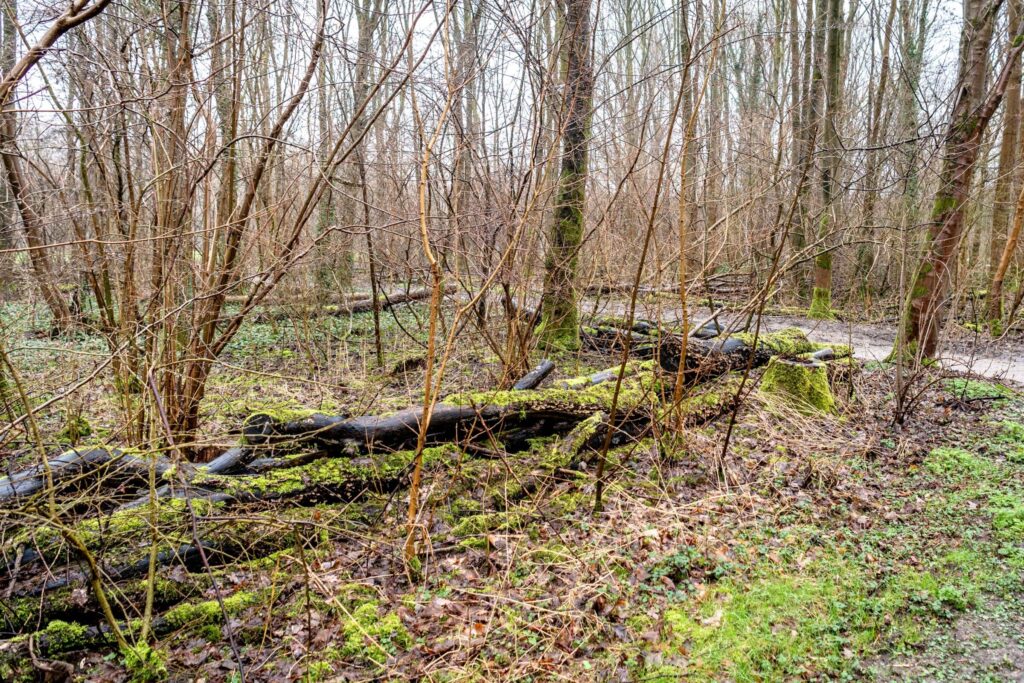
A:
[896, 0, 1019, 359]
[0, 0, 14, 295]
[794, 0, 826, 301]
[809, 0, 842, 319]
[0, 0, 73, 327]
[855, 0, 897, 304]
[988, 0, 1024, 331]
[539, 0, 594, 350]
[149, 0, 194, 439]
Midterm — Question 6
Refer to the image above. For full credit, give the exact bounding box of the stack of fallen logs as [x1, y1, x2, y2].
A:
[0, 320, 851, 665]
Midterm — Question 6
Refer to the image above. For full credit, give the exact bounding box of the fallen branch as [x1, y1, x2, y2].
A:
[253, 285, 455, 322]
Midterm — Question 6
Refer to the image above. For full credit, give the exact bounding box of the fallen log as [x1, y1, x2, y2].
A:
[664, 330, 848, 383]
[242, 361, 656, 454]
[0, 448, 180, 503]
[512, 359, 556, 390]
[0, 360, 754, 622]
[0, 584, 278, 670]
[253, 285, 455, 322]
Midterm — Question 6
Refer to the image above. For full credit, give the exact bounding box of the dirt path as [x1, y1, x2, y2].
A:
[581, 297, 1024, 383]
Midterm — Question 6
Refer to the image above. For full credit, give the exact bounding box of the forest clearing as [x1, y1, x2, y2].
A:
[3, 0, 1024, 679]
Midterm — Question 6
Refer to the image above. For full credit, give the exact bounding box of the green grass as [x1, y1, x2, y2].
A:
[925, 447, 994, 480]
[943, 378, 1015, 401]
[633, 422, 1024, 681]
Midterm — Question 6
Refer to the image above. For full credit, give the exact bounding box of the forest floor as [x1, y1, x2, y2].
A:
[2, 298, 1024, 681]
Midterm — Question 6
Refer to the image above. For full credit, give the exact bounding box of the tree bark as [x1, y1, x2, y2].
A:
[809, 0, 841, 319]
[539, 0, 594, 350]
[897, 0, 1021, 359]
[988, 0, 1024, 331]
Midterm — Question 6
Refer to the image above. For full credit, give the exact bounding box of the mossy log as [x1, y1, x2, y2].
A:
[3, 497, 352, 597]
[758, 357, 837, 414]
[242, 363, 656, 453]
[0, 446, 252, 505]
[2, 570, 210, 635]
[647, 326, 847, 383]
[585, 325, 831, 378]
[0, 585, 276, 673]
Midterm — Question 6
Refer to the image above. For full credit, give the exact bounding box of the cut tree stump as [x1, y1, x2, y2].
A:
[758, 356, 837, 414]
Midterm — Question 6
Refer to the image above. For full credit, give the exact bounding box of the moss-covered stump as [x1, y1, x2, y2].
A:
[759, 357, 837, 415]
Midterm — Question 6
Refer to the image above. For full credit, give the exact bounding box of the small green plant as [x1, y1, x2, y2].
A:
[303, 659, 334, 682]
[340, 602, 412, 666]
[943, 378, 1014, 402]
[58, 412, 92, 445]
[988, 493, 1024, 541]
[122, 643, 169, 682]
[924, 447, 990, 479]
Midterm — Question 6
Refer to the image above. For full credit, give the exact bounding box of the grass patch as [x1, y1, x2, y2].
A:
[924, 447, 992, 480]
[943, 378, 1015, 402]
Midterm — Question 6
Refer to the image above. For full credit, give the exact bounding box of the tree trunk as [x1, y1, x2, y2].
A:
[988, 0, 1024, 332]
[855, 0, 898, 303]
[0, 0, 73, 328]
[809, 0, 842, 319]
[539, 0, 594, 350]
[0, 0, 14, 295]
[896, 0, 1020, 359]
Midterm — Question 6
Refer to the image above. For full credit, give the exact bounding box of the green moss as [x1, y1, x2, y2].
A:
[58, 414, 92, 444]
[122, 643, 169, 682]
[16, 497, 223, 562]
[944, 378, 1014, 401]
[528, 543, 574, 563]
[195, 444, 459, 498]
[808, 286, 834, 320]
[732, 327, 823, 356]
[759, 358, 836, 414]
[988, 493, 1024, 541]
[446, 362, 656, 413]
[451, 511, 525, 537]
[43, 619, 89, 651]
[536, 311, 581, 351]
[933, 194, 957, 216]
[340, 602, 412, 666]
[162, 590, 261, 631]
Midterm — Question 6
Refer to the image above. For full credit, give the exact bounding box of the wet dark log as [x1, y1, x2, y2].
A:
[201, 447, 252, 476]
[691, 319, 724, 340]
[512, 359, 556, 390]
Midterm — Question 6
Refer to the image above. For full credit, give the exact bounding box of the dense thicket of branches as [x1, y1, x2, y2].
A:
[0, 0, 1022, 473]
